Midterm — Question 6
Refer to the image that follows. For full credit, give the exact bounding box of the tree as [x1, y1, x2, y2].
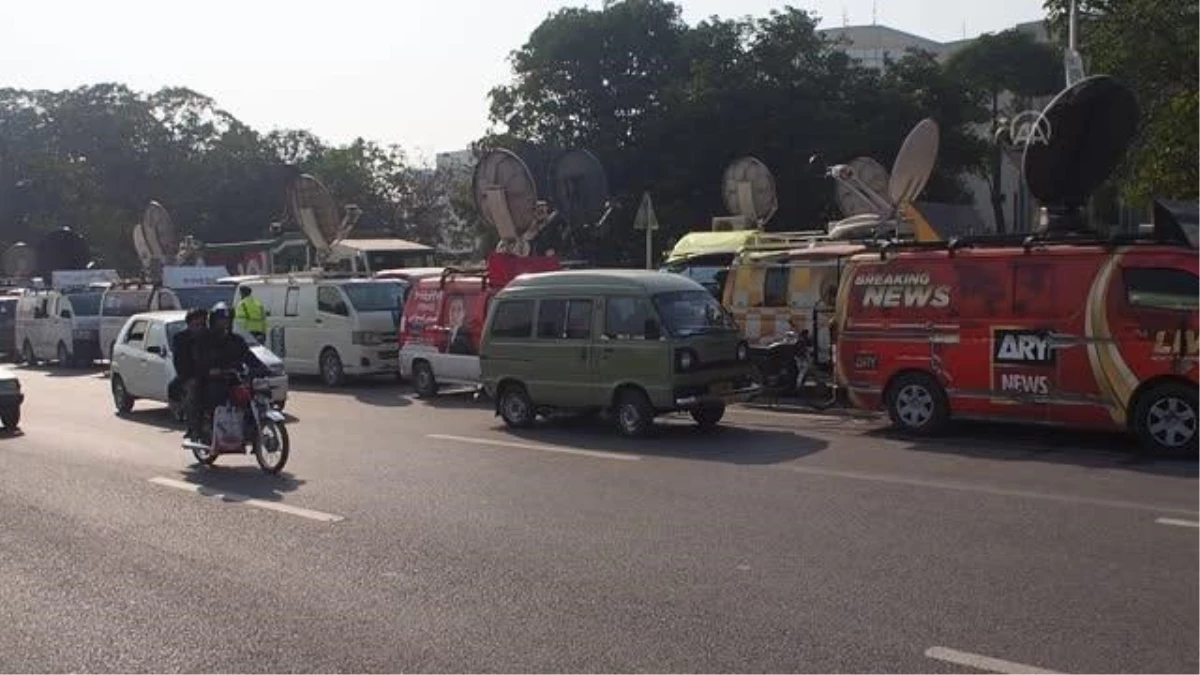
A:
[946, 29, 1062, 231]
[1043, 0, 1198, 203]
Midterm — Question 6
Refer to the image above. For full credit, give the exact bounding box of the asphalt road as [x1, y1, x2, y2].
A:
[0, 365, 1195, 673]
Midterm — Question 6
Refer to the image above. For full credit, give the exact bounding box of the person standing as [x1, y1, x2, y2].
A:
[234, 286, 267, 343]
[171, 308, 208, 441]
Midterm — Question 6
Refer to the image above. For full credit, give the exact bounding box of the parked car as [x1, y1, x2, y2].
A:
[479, 270, 761, 437]
[0, 364, 22, 429]
[109, 311, 288, 418]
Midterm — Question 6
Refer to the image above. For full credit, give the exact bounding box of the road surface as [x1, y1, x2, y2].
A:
[0, 366, 1195, 673]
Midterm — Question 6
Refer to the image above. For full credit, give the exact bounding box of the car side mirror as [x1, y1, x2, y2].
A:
[643, 319, 662, 341]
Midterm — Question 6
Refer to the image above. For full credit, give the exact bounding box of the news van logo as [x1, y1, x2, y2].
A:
[993, 329, 1056, 365]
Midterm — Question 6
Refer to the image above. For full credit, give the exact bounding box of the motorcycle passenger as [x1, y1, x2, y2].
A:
[196, 302, 259, 442]
[171, 308, 209, 441]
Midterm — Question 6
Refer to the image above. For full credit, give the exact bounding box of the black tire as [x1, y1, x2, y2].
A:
[1, 406, 19, 429]
[690, 404, 726, 429]
[885, 371, 948, 435]
[412, 361, 437, 398]
[168, 398, 185, 422]
[191, 444, 218, 466]
[21, 340, 35, 366]
[777, 360, 800, 395]
[614, 388, 655, 438]
[1132, 382, 1198, 458]
[254, 420, 290, 474]
[319, 348, 345, 387]
[111, 374, 135, 414]
[56, 342, 71, 368]
[498, 383, 535, 429]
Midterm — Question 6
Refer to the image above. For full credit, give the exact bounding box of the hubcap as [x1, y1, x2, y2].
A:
[417, 369, 431, 390]
[619, 404, 640, 432]
[1147, 397, 1197, 448]
[259, 423, 284, 467]
[895, 384, 934, 428]
[504, 392, 528, 422]
[323, 354, 340, 384]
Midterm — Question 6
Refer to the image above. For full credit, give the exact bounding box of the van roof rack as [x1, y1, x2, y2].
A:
[866, 229, 1196, 255]
[107, 278, 160, 290]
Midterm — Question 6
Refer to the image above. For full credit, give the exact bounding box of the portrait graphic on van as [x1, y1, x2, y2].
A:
[445, 294, 477, 356]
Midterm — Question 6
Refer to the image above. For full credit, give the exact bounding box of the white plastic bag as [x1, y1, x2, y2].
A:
[212, 405, 244, 451]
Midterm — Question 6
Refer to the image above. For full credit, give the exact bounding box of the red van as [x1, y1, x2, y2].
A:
[398, 253, 560, 397]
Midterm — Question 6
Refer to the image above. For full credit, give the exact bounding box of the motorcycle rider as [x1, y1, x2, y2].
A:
[195, 302, 259, 443]
[171, 308, 209, 441]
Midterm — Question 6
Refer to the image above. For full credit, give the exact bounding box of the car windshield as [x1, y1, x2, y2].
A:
[102, 290, 152, 317]
[652, 290, 738, 337]
[166, 320, 184, 347]
[342, 282, 404, 313]
[0, 299, 17, 318]
[64, 291, 102, 316]
[173, 286, 236, 311]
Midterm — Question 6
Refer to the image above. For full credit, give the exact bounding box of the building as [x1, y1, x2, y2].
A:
[820, 20, 1055, 233]
[436, 149, 475, 177]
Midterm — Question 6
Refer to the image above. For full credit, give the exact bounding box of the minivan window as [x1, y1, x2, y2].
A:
[103, 290, 152, 317]
[1123, 267, 1199, 311]
[763, 265, 790, 307]
[653, 290, 737, 337]
[604, 297, 654, 340]
[65, 291, 102, 316]
[537, 299, 592, 340]
[342, 282, 403, 313]
[491, 300, 534, 338]
[172, 286, 235, 311]
[318, 286, 350, 316]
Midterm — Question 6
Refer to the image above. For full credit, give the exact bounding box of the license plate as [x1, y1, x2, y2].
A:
[711, 381, 732, 394]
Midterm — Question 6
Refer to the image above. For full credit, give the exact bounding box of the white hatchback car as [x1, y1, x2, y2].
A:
[109, 311, 288, 418]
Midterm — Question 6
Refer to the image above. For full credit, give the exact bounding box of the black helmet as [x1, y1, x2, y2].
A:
[209, 302, 230, 326]
[185, 307, 208, 324]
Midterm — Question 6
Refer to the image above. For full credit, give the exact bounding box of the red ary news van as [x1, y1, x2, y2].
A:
[835, 76, 1200, 456]
[398, 253, 560, 397]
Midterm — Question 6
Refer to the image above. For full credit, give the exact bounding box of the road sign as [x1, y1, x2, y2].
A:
[633, 192, 659, 231]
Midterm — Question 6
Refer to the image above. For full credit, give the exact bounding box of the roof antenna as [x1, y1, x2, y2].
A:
[871, 0, 877, 25]
[1064, 0, 1086, 87]
[842, 7, 849, 27]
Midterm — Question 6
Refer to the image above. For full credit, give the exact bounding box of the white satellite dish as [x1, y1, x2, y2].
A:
[1, 243, 37, 279]
[132, 201, 180, 280]
[721, 156, 778, 229]
[888, 118, 940, 206]
[473, 149, 542, 256]
[834, 157, 891, 217]
[287, 174, 360, 266]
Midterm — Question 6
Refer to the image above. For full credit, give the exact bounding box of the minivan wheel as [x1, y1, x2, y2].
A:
[0, 406, 20, 429]
[56, 342, 71, 368]
[111, 374, 135, 414]
[615, 389, 655, 438]
[498, 384, 535, 429]
[1133, 382, 1198, 458]
[690, 404, 726, 429]
[320, 349, 345, 387]
[886, 372, 948, 435]
[412, 362, 437, 398]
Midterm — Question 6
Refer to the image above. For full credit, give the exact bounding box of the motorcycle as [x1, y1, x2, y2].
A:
[750, 319, 839, 410]
[182, 366, 290, 474]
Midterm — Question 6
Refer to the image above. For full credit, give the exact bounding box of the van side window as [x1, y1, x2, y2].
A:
[491, 300, 534, 339]
[1123, 268, 1199, 311]
[537, 300, 567, 338]
[604, 297, 652, 340]
[124, 320, 149, 346]
[565, 300, 593, 339]
[763, 265, 790, 307]
[284, 288, 300, 317]
[317, 286, 349, 316]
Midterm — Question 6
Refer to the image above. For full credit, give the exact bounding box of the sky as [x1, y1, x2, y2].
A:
[0, 0, 1047, 163]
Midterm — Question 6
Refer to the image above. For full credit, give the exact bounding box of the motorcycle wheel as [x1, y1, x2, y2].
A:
[192, 444, 218, 466]
[254, 419, 290, 474]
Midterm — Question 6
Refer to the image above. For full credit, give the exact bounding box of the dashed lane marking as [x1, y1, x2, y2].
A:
[427, 434, 642, 462]
[925, 646, 1062, 674]
[1155, 517, 1200, 529]
[148, 477, 345, 523]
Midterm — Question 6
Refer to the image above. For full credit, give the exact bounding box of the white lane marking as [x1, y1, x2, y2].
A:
[925, 646, 1061, 674]
[148, 477, 345, 523]
[1156, 517, 1200, 528]
[427, 434, 641, 462]
[731, 406, 872, 423]
[771, 464, 1199, 517]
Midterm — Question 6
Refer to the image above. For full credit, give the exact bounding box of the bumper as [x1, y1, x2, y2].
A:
[674, 383, 761, 409]
[0, 392, 24, 408]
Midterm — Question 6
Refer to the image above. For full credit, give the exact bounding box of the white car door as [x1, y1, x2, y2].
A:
[114, 318, 151, 396]
[141, 320, 170, 401]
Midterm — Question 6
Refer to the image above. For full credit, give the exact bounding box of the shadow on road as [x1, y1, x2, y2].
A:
[501, 415, 826, 465]
[0, 427, 24, 439]
[117, 408, 183, 433]
[288, 377, 412, 408]
[866, 421, 1198, 478]
[17, 363, 108, 379]
[177, 464, 305, 501]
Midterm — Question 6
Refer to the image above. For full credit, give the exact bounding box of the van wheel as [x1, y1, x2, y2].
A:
[56, 342, 71, 368]
[690, 404, 726, 429]
[1133, 382, 1198, 458]
[111, 374, 135, 414]
[615, 388, 655, 438]
[21, 340, 35, 366]
[885, 372, 948, 435]
[1, 406, 19, 429]
[498, 383, 535, 428]
[412, 361, 437, 398]
[319, 349, 345, 387]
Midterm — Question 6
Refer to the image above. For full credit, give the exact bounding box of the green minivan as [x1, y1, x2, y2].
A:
[479, 270, 761, 437]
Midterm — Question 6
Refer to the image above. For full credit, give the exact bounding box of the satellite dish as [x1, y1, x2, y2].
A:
[132, 222, 153, 270]
[142, 201, 178, 263]
[552, 149, 611, 229]
[473, 149, 540, 255]
[888, 118, 940, 205]
[1023, 75, 1138, 234]
[722, 157, 777, 226]
[835, 157, 891, 216]
[2, 243, 37, 278]
[287, 174, 357, 261]
[35, 227, 90, 281]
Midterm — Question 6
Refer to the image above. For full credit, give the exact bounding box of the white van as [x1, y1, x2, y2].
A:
[14, 289, 103, 366]
[237, 275, 404, 385]
[99, 285, 180, 360]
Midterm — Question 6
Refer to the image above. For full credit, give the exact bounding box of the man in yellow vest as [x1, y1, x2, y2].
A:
[234, 286, 267, 343]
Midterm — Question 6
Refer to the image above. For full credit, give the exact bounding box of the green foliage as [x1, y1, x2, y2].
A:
[0, 84, 463, 274]
[484, 1, 990, 264]
[1044, 0, 1199, 202]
